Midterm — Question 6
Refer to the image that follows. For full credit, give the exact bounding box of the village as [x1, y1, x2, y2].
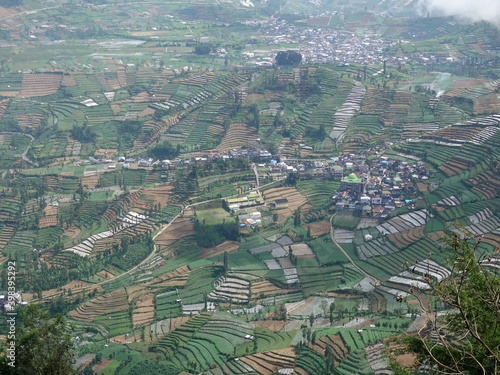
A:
[242, 17, 446, 68]
[82, 142, 431, 233]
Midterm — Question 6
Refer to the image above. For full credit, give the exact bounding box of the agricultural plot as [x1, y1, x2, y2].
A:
[387, 275, 431, 290]
[132, 292, 155, 328]
[289, 243, 314, 258]
[301, 220, 330, 237]
[334, 228, 355, 243]
[437, 195, 461, 206]
[329, 84, 366, 145]
[296, 179, 340, 196]
[409, 259, 451, 282]
[19, 73, 62, 98]
[387, 225, 425, 249]
[376, 209, 429, 235]
[295, 346, 327, 375]
[297, 263, 348, 295]
[249, 243, 287, 258]
[262, 187, 310, 224]
[466, 169, 500, 200]
[179, 266, 222, 306]
[0, 74, 22, 96]
[69, 288, 129, 323]
[285, 296, 335, 318]
[309, 236, 349, 265]
[364, 237, 440, 280]
[239, 347, 296, 375]
[208, 273, 251, 304]
[217, 122, 259, 152]
[436, 201, 487, 222]
[333, 211, 361, 230]
[356, 237, 400, 260]
[0, 225, 15, 254]
[450, 216, 500, 237]
[379, 90, 412, 134]
[342, 114, 384, 153]
[2, 230, 37, 259]
[64, 210, 147, 257]
[151, 312, 213, 361]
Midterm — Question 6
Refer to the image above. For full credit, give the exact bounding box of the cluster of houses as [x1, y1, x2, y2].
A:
[0, 292, 24, 312]
[331, 154, 430, 217]
[84, 143, 432, 220]
[240, 18, 445, 68]
[83, 148, 273, 170]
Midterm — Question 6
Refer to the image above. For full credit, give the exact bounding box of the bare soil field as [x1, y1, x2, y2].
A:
[308, 333, 348, 363]
[302, 220, 330, 237]
[24, 280, 102, 302]
[426, 231, 447, 242]
[263, 187, 311, 224]
[110, 333, 142, 344]
[289, 244, 314, 257]
[94, 148, 118, 158]
[216, 122, 259, 152]
[63, 225, 81, 241]
[97, 270, 115, 280]
[69, 288, 129, 322]
[416, 182, 428, 192]
[143, 183, 176, 208]
[92, 358, 113, 374]
[251, 280, 289, 297]
[111, 104, 121, 115]
[61, 74, 77, 86]
[132, 293, 155, 328]
[122, 91, 171, 103]
[155, 218, 195, 248]
[133, 107, 156, 120]
[241, 347, 296, 375]
[0, 6, 18, 18]
[39, 217, 59, 228]
[474, 92, 500, 114]
[252, 320, 286, 331]
[243, 93, 265, 106]
[146, 265, 190, 290]
[200, 240, 239, 259]
[388, 226, 425, 249]
[19, 73, 62, 98]
[81, 174, 100, 189]
[450, 79, 488, 88]
[0, 91, 18, 97]
[63, 279, 96, 290]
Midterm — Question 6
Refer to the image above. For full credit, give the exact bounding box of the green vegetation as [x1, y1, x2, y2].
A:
[333, 212, 361, 230]
[402, 234, 500, 374]
[0, 1, 499, 374]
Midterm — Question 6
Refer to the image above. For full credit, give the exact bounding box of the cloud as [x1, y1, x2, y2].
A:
[418, 0, 500, 24]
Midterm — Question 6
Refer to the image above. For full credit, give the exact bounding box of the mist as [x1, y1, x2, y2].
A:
[418, 0, 500, 24]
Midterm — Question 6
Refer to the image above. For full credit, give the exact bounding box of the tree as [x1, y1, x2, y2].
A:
[0, 116, 21, 132]
[294, 207, 301, 227]
[275, 50, 302, 66]
[0, 304, 77, 375]
[194, 43, 212, 55]
[286, 172, 299, 186]
[401, 233, 500, 374]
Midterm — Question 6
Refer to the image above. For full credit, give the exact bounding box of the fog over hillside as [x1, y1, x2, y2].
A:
[419, 0, 500, 24]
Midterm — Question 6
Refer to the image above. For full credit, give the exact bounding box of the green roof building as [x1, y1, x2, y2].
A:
[340, 173, 364, 193]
